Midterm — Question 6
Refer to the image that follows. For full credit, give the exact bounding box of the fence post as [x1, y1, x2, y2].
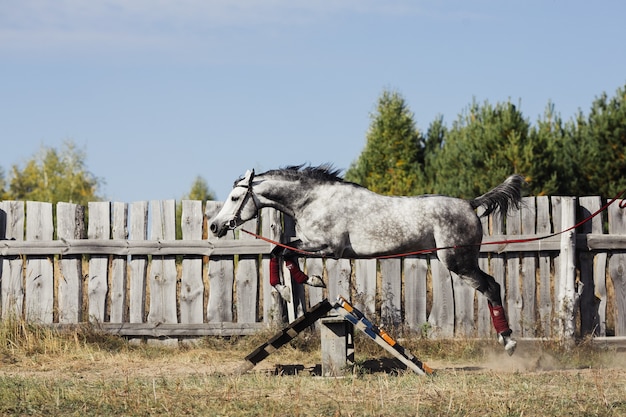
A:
[557, 197, 577, 343]
[608, 198, 626, 336]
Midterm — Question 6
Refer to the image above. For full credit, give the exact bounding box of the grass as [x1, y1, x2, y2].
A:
[1, 319, 625, 416]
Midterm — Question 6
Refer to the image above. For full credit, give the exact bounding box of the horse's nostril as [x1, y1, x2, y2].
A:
[210, 223, 218, 233]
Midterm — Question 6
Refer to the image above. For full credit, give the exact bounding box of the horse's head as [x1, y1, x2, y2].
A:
[209, 169, 259, 238]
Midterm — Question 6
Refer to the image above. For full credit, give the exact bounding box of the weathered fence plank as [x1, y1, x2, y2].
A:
[490, 212, 506, 337]
[57, 203, 84, 323]
[2, 195, 626, 343]
[260, 207, 282, 325]
[3, 234, 613, 256]
[551, 196, 563, 329]
[477, 215, 491, 337]
[520, 197, 537, 337]
[181, 200, 204, 324]
[557, 197, 577, 341]
[25, 202, 54, 323]
[306, 258, 325, 309]
[326, 258, 351, 305]
[578, 196, 605, 336]
[380, 258, 402, 326]
[87, 202, 110, 322]
[354, 259, 377, 319]
[129, 201, 148, 323]
[608, 199, 626, 336]
[147, 200, 178, 325]
[506, 203, 522, 336]
[1, 201, 25, 318]
[110, 202, 128, 323]
[206, 201, 234, 323]
[86, 322, 265, 337]
[428, 258, 454, 338]
[452, 271, 474, 337]
[536, 195, 553, 337]
[237, 217, 259, 323]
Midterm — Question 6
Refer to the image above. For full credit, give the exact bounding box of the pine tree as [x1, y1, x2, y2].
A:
[420, 115, 446, 194]
[345, 90, 424, 195]
[0, 167, 7, 200]
[185, 176, 215, 202]
[571, 84, 626, 197]
[429, 100, 532, 198]
[526, 102, 565, 195]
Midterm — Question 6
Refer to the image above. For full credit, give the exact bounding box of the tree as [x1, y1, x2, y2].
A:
[567, 84, 626, 198]
[419, 115, 447, 194]
[345, 85, 626, 199]
[0, 167, 8, 200]
[183, 176, 216, 202]
[525, 102, 567, 196]
[7, 140, 103, 205]
[345, 90, 425, 195]
[176, 175, 216, 239]
[428, 99, 534, 198]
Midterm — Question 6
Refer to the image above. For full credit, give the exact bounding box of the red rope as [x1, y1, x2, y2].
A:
[242, 189, 626, 259]
[241, 229, 318, 256]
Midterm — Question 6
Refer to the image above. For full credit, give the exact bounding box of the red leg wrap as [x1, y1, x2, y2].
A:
[285, 259, 309, 284]
[488, 303, 511, 334]
[269, 257, 280, 286]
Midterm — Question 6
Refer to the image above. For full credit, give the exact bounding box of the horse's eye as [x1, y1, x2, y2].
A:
[231, 196, 239, 202]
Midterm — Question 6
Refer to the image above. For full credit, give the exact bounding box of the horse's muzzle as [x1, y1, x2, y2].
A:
[209, 219, 237, 238]
[209, 221, 225, 237]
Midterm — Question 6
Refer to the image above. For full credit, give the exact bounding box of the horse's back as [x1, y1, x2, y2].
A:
[316, 188, 482, 258]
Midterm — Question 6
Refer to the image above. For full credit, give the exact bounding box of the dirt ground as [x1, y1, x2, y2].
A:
[2, 338, 625, 381]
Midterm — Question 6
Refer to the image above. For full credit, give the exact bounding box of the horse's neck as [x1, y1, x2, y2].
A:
[255, 178, 308, 217]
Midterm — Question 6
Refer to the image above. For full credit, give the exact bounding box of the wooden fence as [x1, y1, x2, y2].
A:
[0, 196, 625, 341]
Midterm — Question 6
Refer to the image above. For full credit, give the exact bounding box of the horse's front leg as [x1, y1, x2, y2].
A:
[269, 242, 327, 297]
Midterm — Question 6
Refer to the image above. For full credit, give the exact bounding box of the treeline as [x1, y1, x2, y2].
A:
[0, 140, 214, 207]
[346, 83, 626, 199]
[3, 84, 625, 204]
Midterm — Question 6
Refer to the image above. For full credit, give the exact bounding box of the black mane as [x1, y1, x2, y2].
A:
[262, 164, 345, 184]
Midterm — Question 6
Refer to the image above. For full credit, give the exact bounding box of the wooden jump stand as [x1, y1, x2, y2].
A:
[241, 297, 433, 376]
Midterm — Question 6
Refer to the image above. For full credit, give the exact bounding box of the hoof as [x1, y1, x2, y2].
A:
[498, 333, 517, 356]
[273, 284, 292, 302]
[306, 275, 326, 288]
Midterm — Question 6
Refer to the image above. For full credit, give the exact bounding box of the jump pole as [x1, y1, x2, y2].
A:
[239, 297, 433, 376]
[334, 296, 433, 376]
[237, 299, 334, 374]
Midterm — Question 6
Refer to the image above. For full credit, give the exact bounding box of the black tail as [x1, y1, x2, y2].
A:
[470, 174, 525, 217]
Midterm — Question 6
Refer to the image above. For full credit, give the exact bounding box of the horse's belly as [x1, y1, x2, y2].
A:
[347, 232, 435, 258]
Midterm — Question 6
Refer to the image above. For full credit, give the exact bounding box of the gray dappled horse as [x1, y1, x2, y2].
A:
[210, 165, 523, 355]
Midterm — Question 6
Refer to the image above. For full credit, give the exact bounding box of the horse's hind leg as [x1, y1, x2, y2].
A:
[445, 257, 517, 355]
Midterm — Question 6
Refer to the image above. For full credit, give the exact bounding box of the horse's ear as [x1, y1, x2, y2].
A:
[242, 169, 255, 186]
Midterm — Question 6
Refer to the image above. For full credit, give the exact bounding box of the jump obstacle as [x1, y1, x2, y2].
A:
[241, 297, 433, 376]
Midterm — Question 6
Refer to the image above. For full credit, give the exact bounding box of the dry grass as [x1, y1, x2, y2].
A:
[1, 319, 625, 416]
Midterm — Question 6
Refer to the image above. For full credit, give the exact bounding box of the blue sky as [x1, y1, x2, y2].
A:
[2, 1, 625, 202]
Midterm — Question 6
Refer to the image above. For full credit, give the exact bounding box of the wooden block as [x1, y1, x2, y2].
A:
[320, 316, 354, 377]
